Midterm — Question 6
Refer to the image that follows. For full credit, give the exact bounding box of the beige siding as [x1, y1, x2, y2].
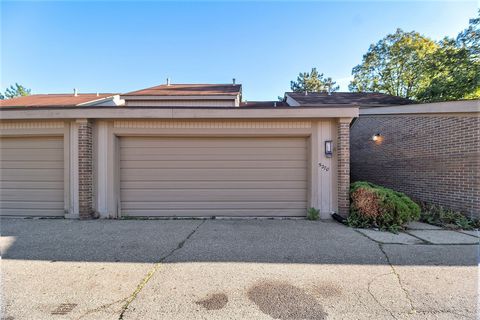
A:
[0, 136, 64, 216]
[119, 137, 308, 217]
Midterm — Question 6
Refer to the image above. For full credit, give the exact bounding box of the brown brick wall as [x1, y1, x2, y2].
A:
[78, 119, 94, 219]
[337, 120, 351, 217]
[351, 115, 480, 218]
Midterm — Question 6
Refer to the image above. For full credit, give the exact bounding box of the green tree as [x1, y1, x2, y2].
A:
[290, 68, 339, 93]
[456, 9, 480, 59]
[350, 12, 480, 102]
[417, 38, 480, 102]
[1, 83, 31, 99]
[349, 29, 437, 99]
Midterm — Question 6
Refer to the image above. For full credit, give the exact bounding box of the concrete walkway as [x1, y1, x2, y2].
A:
[356, 221, 479, 245]
[1, 218, 478, 320]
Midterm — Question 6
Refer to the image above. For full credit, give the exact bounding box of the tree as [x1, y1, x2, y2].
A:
[349, 29, 437, 99]
[1, 83, 31, 99]
[350, 11, 480, 102]
[290, 68, 339, 93]
[416, 38, 480, 102]
[456, 9, 480, 59]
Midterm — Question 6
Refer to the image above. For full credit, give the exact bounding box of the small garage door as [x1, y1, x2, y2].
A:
[120, 137, 308, 217]
[0, 136, 64, 216]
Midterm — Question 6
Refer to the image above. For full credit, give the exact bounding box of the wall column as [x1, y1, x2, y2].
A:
[337, 118, 352, 217]
[77, 119, 95, 219]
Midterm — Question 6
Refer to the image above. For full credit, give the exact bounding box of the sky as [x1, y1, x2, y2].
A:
[1, 1, 477, 101]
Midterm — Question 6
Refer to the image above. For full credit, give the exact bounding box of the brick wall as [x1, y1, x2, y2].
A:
[77, 119, 94, 219]
[351, 115, 480, 218]
[337, 120, 351, 217]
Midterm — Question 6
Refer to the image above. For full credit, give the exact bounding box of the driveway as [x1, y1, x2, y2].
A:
[0, 218, 478, 320]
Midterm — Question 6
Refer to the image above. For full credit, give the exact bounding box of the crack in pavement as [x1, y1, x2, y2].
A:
[118, 220, 206, 320]
[377, 243, 416, 315]
[366, 272, 398, 320]
[354, 228, 417, 317]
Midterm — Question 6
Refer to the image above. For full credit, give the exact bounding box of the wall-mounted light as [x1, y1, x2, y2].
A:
[325, 140, 333, 158]
[372, 133, 382, 142]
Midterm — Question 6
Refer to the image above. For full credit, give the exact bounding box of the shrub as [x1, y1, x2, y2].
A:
[347, 181, 420, 232]
[419, 203, 479, 230]
[306, 207, 320, 221]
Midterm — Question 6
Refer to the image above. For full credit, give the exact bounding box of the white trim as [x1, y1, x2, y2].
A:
[360, 100, 480, 115]
[77, 95, 125, 107]
[69, 121, 79, 216]
[285, 94, 300, 106]
[0, 107, 359, 120]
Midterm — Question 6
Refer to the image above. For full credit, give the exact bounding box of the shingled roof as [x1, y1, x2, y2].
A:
[286, 92, 414, 107]
[0, 93, 117, 108]
[122, 84, 242, 96]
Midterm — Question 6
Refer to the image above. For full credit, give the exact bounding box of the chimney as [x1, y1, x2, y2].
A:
[73, 88, 78, 97]
[232, 78, 236, 85]
[166, 78, 171, 86]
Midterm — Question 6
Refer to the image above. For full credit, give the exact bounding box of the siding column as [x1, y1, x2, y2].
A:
[337, 118, 351, 217]
[77, 119, 94, 219]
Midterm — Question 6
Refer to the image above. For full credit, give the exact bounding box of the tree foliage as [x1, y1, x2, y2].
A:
[350, 11, 480, 102]
[349, 29, 437, 99]
[290, 68, 339, 93]
[0, 83, 31, 100]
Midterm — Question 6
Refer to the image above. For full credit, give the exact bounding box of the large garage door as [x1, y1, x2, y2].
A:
[120, 137, 308, 217]
[0, 136, 64, 216]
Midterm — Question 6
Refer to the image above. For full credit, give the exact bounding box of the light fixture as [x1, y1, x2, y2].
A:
[325, 140, 333, 158]
[372, 133, 382, 142]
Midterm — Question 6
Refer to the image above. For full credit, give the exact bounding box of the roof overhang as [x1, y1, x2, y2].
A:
[360, 100, 480, 115]
[0, 106, 359, 120]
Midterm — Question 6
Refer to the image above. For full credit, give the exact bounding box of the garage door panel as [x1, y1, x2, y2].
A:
[121, 168, 306, 181]
[121, 180, 307, 189]
[0, 161, 64, 169]
[1, 208, 64, 216]
[120, 137, 306, 148]
[1, 189, 64, 201]
[122, 201, 306, 210]
[0, 181, 64, 189]
[122, 209, 307, 217]
[120, 147, 305, 157]
[0, 169, 64, 181]
[120, 160, 306, 169]
[0, 150, 63, 161]
[0, 136, 64, 216]
[120, 137, 307, 217]
[0, 137, 63, 149]
[0, 201, 63, 210]
[120, 153, 306, 161]
[121, 189, 306, 202]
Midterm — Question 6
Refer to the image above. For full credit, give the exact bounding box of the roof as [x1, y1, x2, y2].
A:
[286, 92, 414, 107]
[240, 101, 288, 108]
[122, 84, 242, 96]
[0, 94, 116, 108]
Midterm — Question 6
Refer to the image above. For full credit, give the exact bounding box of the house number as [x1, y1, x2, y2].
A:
[319, 163, 329, 171]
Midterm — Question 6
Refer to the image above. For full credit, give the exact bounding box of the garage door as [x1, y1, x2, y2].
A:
[120, 137, 308, 217]
[0, 136, 64, 216]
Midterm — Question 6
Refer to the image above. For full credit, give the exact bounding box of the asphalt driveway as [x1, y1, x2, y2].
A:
[0, 218, 478, 320]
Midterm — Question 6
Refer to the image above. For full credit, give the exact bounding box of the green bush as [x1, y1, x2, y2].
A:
[306, 207, 320, 221]
[347, 181, 420, 232]
[420, 203, 479, 230]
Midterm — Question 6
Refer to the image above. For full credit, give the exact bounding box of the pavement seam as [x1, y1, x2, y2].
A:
[117, 220, 206, 320]
[402, 230, 432, 244]
[378, 243, 416, 315]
